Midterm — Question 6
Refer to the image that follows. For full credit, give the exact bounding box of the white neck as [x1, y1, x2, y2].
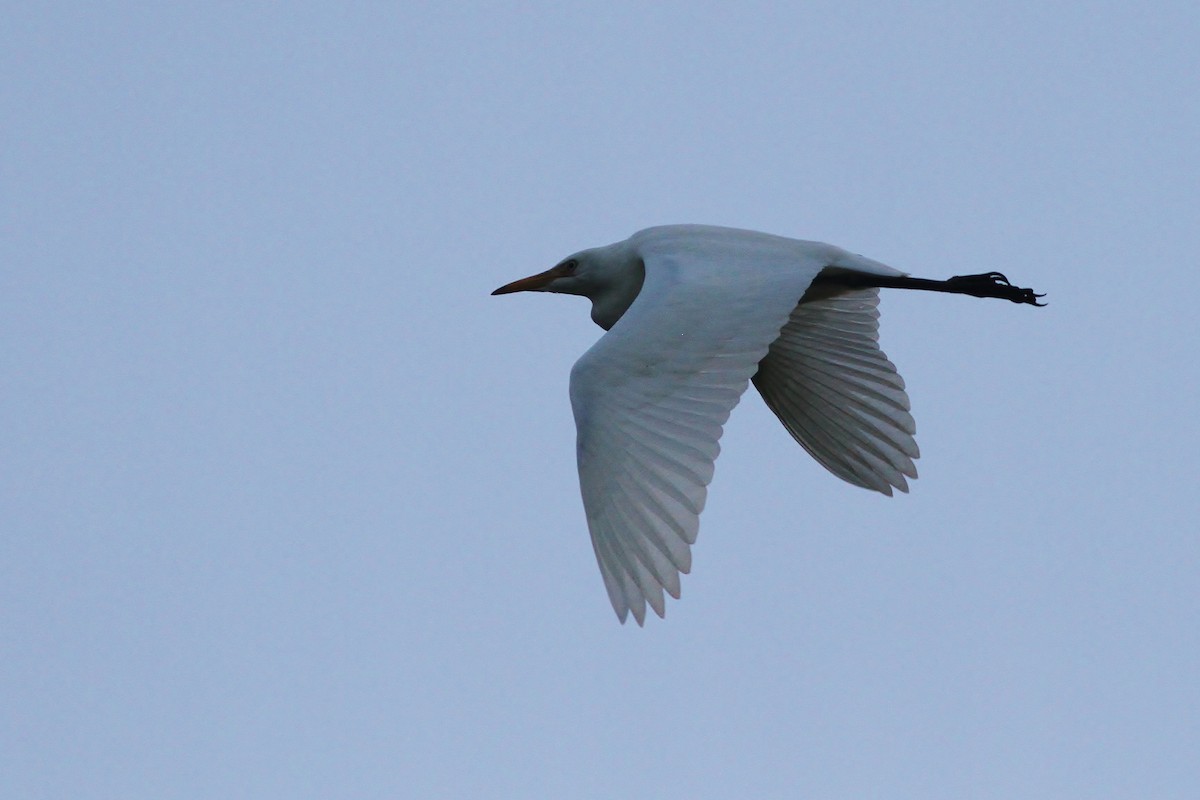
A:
[587, 244, 645, 330]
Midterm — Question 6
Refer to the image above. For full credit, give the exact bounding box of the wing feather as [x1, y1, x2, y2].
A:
[570, 228, 833, 623]
[752, 287, 919, 496]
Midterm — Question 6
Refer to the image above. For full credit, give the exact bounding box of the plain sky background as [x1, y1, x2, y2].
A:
[4, 2, 1198, 798]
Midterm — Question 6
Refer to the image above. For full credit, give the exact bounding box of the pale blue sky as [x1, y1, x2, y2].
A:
[4, 3, 1198, 798]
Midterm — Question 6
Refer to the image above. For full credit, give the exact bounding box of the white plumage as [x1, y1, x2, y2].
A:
[494, 225, 1042, 624]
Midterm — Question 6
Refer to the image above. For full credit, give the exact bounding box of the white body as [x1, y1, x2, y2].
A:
[500, 225, 920, 624]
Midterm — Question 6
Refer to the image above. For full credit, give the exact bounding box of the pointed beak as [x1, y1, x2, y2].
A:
[491, 264, 569, 295]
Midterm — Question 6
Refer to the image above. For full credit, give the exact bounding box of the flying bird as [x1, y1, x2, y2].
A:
[493, 225, 1043, 624]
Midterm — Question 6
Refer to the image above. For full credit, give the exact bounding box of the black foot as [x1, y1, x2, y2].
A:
[947, 272, 1047, 306]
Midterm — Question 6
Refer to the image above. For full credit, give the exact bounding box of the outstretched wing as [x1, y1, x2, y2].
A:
[568, 227, 836, 624]
[752, 286, 919, 496]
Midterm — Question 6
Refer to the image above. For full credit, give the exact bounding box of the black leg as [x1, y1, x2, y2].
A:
[814, 270, 1046, 306]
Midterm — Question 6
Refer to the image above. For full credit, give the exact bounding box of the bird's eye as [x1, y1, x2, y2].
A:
[561, 259, 578, 273]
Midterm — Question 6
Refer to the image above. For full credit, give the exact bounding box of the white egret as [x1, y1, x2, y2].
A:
[493, 225, 1043, 624]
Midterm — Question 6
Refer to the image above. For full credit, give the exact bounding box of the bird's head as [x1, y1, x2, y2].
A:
[491, 251, 595, 298]
[492, 244, 644, 330]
